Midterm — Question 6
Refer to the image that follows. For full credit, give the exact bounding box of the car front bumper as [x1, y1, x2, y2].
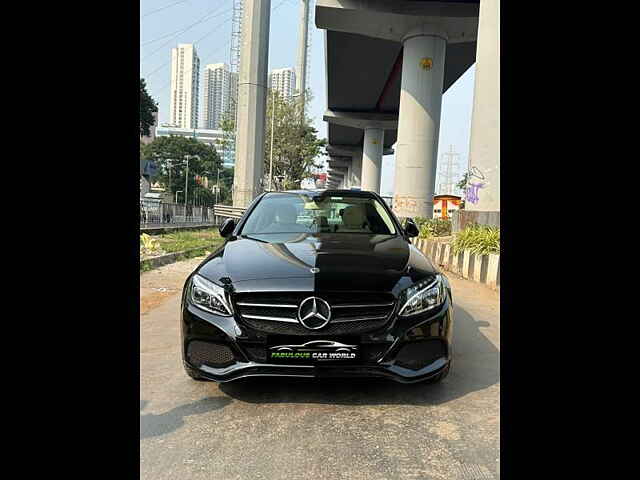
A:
[181, 295, 454, 384]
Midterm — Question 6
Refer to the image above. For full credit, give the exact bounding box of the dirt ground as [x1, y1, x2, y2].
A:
[140, 256, 206, 315]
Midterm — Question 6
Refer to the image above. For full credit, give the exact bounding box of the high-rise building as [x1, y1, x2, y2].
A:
[169, 44, 200, 129]
[269, 67, 296, 101]
[202, 63, 238, 130]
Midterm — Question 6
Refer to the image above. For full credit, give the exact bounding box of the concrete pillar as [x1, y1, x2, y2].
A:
[361, 127, 384, 193]
[393, 27, 447, 219]
[327, 157, 350, 169]
[347, 150, 362, 189]
[465, 0, 499, 212]
[330, 167, 347, 186]
[233, 0, 272, 207]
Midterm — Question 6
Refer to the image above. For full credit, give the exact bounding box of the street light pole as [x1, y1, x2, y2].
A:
[184, 155, 189, 210]
[216, 167, 220, 205]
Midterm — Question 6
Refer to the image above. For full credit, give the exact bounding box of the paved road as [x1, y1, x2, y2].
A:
[140, 258, 500, 480]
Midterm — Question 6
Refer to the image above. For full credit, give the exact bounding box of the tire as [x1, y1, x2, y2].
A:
[184, 364, 210, 382]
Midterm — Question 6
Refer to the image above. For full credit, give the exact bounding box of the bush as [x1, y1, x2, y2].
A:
[414, 218, 452, 238]
[452, 224, 500, 255]
[140, 233, 164, 257]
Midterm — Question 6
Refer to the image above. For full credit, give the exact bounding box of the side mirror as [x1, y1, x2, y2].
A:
[219, 218, 236, 238]
[404, 218, 420, 238]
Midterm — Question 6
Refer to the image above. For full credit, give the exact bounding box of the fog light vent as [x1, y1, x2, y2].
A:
[187, 341, 235, 368]
[395, 340, 446, 371]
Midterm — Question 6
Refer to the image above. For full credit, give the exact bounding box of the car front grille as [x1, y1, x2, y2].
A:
[234, 292, 396, 336]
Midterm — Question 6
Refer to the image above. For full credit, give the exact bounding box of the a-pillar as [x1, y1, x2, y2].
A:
[393, 26, 447, 219]
[362, 127, 384, 193]
[232, 0, 272, 207]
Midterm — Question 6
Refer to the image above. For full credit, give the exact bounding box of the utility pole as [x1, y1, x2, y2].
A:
[294, 0, 311, 180]
[296, 0, 310, 115]
[269, 88, 276, 191]
[233, 0, 272, 207]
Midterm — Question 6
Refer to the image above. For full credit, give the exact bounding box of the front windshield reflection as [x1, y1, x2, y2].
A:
[240, 193, 398, 236]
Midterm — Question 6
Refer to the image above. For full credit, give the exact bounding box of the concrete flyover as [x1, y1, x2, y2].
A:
[316, 0, 479, 217]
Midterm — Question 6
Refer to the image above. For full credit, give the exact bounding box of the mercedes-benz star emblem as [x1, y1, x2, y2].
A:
[297, 297, 332, 330]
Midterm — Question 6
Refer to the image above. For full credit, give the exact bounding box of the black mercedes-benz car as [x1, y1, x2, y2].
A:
[181, 189, 453, 383]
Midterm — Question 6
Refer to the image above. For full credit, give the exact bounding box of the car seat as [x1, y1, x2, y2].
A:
[338, 205, 370, 232]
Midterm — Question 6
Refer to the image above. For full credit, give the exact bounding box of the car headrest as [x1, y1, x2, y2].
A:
[342, 205, 366, 228]
[275, 204, 298, 224]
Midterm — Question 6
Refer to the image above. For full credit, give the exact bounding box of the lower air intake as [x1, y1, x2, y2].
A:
[187, 341, 235, 368]
[395, 340, 446, 371]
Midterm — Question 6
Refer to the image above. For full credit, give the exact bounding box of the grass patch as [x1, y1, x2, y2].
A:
[414, 218, 452, 239]
[452, 224, 500, 255]
[148, 228, 224, 255]
[140, 228, 225, 271]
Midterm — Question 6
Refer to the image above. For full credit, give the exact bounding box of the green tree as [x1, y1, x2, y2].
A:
[215, 166, 235, 205]
[140, 78, 158, 137]
[141, 135, 222, 206]
[264, 89, 327, 190]
[215, 107, 236, 168]
[456, 172, 469, 191]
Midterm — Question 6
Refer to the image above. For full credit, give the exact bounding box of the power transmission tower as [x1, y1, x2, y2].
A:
[229, 0, 243, 98]
[226, 0, 243, 163]
[437, 145, 461, 196]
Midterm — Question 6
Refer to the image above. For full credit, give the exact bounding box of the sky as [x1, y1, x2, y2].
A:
[140, 0, 475, 197]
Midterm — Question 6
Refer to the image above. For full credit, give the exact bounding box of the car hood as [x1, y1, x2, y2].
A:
[196, 232, 438, 294]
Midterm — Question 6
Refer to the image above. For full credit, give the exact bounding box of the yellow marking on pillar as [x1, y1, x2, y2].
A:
[420, 57, 433, 70]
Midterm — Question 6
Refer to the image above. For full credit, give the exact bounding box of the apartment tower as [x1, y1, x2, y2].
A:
[202, 63, 238, 130]
[269, 67, 297, 101]
[169, 44, 200, 129]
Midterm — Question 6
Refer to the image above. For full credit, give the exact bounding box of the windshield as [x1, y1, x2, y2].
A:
[240, 193, 398, 235]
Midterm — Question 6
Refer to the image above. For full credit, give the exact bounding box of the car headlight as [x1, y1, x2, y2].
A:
[398, 275, 446, 317]
[187, 274, 233, 316]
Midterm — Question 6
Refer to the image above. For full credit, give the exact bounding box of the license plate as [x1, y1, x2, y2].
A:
[268, 339, 360, 363]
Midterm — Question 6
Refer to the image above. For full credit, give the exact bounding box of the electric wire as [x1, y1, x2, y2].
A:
[143, 15, 233, 78]
[141, 0, 188, 19]
[141, 6, 233, 61]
